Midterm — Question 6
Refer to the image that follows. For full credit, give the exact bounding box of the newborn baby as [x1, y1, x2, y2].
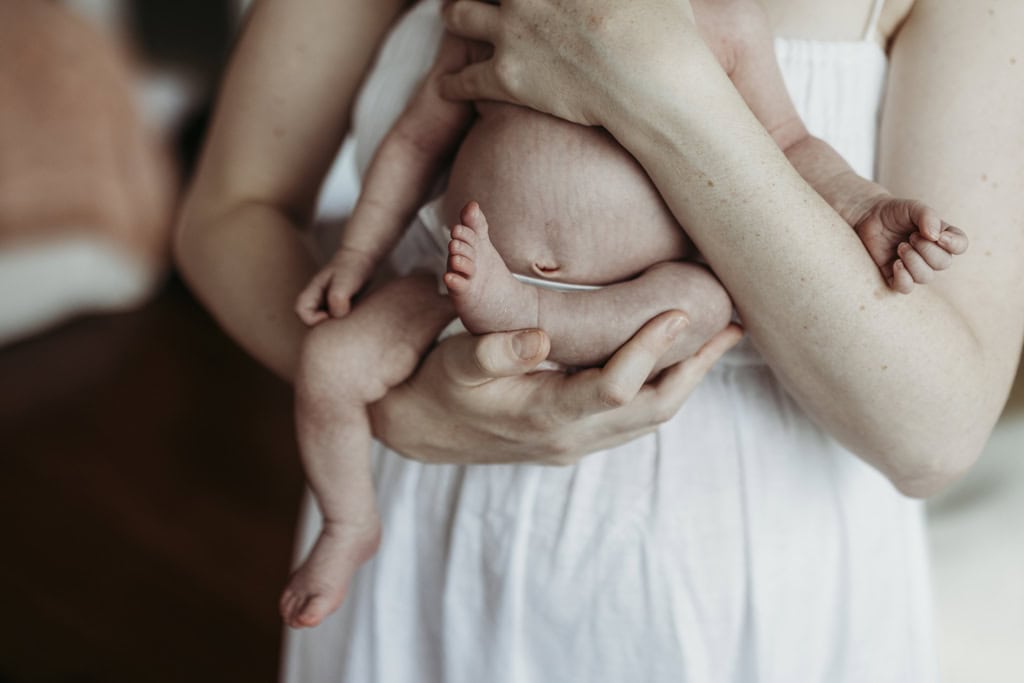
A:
[281, 0, 967, 628]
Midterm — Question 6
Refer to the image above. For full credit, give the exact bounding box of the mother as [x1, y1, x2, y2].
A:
[176, 0, 1024, 680]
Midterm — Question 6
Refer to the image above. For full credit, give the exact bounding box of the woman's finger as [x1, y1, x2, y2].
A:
[556, 311, 688, 420]
[639, 323, 744, 421]
[443, 0, 501, 43]
[440, 329, 552, 387]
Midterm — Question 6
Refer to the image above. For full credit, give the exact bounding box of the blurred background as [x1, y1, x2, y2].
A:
[0, 1, 1020, 681]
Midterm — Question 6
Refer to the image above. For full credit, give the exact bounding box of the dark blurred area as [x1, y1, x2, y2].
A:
[132, 0, 234, 74]
[0, 277, 302, 683]
[0, 1, 304, 682]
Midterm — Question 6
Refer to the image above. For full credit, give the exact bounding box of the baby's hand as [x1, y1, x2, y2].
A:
[295, 248, 376, 325]
[853, 196, 968, 294]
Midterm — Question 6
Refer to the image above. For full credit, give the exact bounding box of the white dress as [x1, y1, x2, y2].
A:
[283, 2, 937, 681]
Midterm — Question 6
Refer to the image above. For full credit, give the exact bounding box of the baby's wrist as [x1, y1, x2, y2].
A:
[333, 244, 378, 273]
[842, 186, 893, 228]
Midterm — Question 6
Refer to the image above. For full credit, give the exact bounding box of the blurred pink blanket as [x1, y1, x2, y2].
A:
[0, 0, 175, 344]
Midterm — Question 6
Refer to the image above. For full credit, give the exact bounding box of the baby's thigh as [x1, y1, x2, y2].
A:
[299, 274, 454, 402]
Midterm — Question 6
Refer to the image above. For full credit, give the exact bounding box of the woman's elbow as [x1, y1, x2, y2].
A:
[172, 193, 220, 285]
[878, 438, 983, 499]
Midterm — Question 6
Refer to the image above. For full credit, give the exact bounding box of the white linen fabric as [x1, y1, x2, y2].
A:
[284, 1, 936, 681]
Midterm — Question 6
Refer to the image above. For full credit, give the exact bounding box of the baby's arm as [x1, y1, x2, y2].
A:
[295, 34, 475, 324]
[784, 138, 968, 292]
[698, 0, 967, 293]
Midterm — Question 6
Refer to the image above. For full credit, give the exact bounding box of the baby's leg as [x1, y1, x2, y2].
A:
[445, 204, 732, 372]
[281, 274, 454, 628]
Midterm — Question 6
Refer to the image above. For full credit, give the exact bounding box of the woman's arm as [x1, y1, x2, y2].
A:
[176, 0, 741, 463]
[441, 0, 1024, 496]
[176, 0, 410, 380]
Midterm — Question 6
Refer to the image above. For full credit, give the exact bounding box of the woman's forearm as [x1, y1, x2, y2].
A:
[176, 199, 313, 382]
[173, 0, 413, 381]
[609, 66, 984, 496]
[438, 0, 1023, 493]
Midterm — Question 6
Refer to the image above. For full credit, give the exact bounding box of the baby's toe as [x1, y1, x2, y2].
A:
[297, 595, 331, 627]
[280, 589, 297, 620]
[443, 271, 469, 294]
[460, 201, 490, 237]
[448, 235, 475, 259]
[450, 223, 478, 246]
[452, 253, 477, 278]
[282, 591, 310, 627]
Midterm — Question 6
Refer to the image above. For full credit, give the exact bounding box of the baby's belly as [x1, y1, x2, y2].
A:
[443, 104, 689, 285]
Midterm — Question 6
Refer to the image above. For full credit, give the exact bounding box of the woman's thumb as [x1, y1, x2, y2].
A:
[441, 329, 551, 386]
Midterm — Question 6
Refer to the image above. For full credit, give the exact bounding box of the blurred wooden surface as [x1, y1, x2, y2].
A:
[0, 277, 303, 683]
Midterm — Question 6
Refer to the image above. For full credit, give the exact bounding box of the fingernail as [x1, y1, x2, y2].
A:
[938, 233, 951, 246]
[513, 330, 542, 359]
[665, 315, 689, 339]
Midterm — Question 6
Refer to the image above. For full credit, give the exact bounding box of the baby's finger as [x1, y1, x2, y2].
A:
[937, 225, 969, 255]
[908, 201, 943, 241]
[439, 60, 505, 103]
[892, 257, 916, 294]
[908, 232, 953, 271]
[897, 242, 935, 285]
[443, 0, 501, 44]
[305, 310, 330, 326]
[326, 283, 353, 318]
[294, 292, 318, 324]
[295, 273, 331, 324]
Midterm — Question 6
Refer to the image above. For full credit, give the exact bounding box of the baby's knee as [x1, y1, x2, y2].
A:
[647, 261, 733, 333]
[298, 321, 390, 406]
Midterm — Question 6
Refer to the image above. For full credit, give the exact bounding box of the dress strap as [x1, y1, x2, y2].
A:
[862, 0, 886, 41]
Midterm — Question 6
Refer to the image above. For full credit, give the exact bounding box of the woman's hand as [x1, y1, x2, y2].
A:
[439, 0, 711, 127]
[368, 311, 743, 466]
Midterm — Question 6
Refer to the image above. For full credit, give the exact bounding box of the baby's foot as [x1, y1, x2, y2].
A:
[854, 197, 968, 294]
[279, 517, 380, 628]
[444, 201, 540, 333]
